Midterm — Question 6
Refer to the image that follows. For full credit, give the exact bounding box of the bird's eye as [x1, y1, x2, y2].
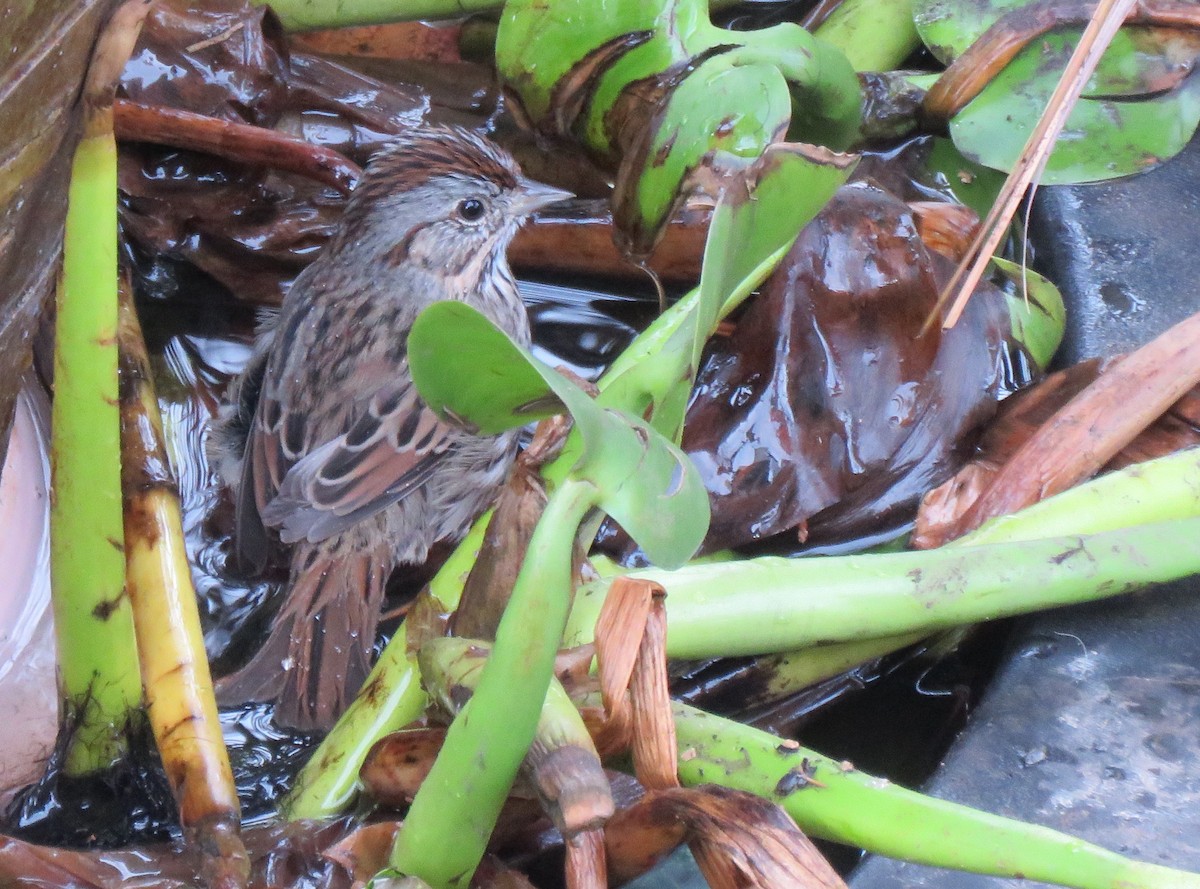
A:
[457, 198, 486, 222]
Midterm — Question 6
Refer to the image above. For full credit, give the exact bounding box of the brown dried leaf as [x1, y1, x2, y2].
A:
[509, 201, 709, 287]
[360, 727, 447, 808]
[607, 786, 845, 889]
[948, 309, 1200, 540]
[452, 463, 548, 641]
[322, 821, 399, 885]
[915, 350, 1200, 547]
[291, 22, 463, 63]
[909, 200, 980, 263]
[628, 588, 677, 792]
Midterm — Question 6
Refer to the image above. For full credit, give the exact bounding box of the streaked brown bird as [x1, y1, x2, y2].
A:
[210, 126, 570, 730]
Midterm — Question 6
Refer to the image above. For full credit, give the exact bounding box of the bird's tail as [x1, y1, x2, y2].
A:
[216, 537, 392, 732]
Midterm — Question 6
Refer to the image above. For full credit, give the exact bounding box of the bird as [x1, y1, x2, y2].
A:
[209, 126, 571, 730]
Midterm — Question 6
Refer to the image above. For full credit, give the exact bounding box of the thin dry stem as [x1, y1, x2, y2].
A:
[928, 0, 1139, 332]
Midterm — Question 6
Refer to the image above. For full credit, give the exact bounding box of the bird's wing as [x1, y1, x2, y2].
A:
[252, 372, 456, 545]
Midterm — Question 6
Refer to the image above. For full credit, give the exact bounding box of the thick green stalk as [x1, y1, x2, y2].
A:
[50, 117, 144, 775]
[259, 0, 502, 31]
[673, 703, 1200, 888]
[716, 448, 1200, 695]
[565, 517, 1200, 658]
[386, 478, 596, 888]
[812, 0, 920, 72]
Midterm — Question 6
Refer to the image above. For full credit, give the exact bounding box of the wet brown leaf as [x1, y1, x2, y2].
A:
[360, 727, 446, 808]
[322, 821, 398, 885]
[680, 182, 1009, 553]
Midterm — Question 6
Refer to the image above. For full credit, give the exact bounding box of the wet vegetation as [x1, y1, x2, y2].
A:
[3, 0, 1200, 887]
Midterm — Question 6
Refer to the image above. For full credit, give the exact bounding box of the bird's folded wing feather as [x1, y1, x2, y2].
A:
[248, 373, 455, 546]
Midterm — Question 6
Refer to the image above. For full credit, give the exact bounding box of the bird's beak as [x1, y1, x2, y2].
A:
[512, 179, 574, 216]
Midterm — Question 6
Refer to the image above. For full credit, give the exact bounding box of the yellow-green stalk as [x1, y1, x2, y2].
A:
[118, 289, 247, 884]
[812, 0, 920, 73]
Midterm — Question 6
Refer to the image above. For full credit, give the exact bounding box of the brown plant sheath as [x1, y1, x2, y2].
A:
[947, 309, 1200, 541]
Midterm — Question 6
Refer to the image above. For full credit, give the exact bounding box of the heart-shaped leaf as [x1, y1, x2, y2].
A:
[951, 30, 1200, 183]
[409, 302, 709, 567]
[407, 304, 559, 436]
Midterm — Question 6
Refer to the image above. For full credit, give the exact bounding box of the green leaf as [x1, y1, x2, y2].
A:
[408, 302, 709, 567]
[601, 142, 858, 440]
[922, 137, 1006, 220]
[407, 303, 559, 435]
[610, 53, 793, 256]
[914, 0, 1200, 183]
[991, 256, 1066, 371]
[950, 30, 1200, 183]
[915, 0, 1035, 65]
[701, 143, 858, 329]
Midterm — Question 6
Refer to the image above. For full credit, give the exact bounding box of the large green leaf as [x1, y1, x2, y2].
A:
[600, 142, 857, 439]
[951, 30, 1200, 183]
[496, 0, 860, 253]
[409, 301, 709, 567]
[914, 0, 1200, 182]
[407, 305, 558, 436]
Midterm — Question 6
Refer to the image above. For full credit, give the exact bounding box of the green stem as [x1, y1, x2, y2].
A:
[421, 637, 610, 836]
[673, 702, 1200, 888]
[812, 0, 920, 73]
[51, 120, 144, 776]
[742, 632, 930, 700]
[259, 0, 502, 31]
[386, 477, 596, 888]
[282, 623, 428, 818]
[566, 517, 1200, 658]
[729, 447, 1200, 693]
